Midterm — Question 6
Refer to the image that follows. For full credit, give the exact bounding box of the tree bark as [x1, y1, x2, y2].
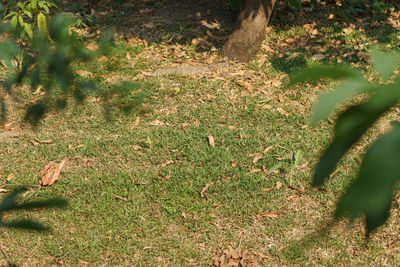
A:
[221, 0, 276, 62]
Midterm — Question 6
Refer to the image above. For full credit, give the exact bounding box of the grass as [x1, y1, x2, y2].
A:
[0, 0, 399, 265]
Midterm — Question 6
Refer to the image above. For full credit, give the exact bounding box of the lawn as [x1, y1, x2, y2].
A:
[0, 0, 399, 266]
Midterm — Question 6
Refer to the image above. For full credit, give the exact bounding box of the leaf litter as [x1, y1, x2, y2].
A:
[40, 158, 67, 186]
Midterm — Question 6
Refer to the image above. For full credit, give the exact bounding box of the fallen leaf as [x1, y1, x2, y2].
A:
[97, 56, 108, 62]
[35, 138, 52, 144]
[276, 107, 289, 116]
[231, 160, 237, 167]
[131, 145, 143, 151]
[252, 153, 263, 163]
[237, 80, 257, 91]
[263, 145, 274, 154]
[0, 188, 8, 193]
[311, 54, 326, 61]
[3, 122, 13, 131]
[276, 154, 290, 160]
[114, 195, 128, 201]
[69, 187, 80, 193]
[209, 221, 228, 230]
[76, 70, 92, 77]
[208, 135, 215, 147]
[200, 183, 211, 199]
[276, 181, 283, 189]
[40, 158, 67, 186]
[286, 195, 298, 202]
[126, 52, 131, 60]
[132, 117, 141, 128]
[254, 212, 279, 218]
[30, 139, 39, 147]
[329, 169, 340, 179]
[68, 144, 85, 150]
[181, 211, 187, 219]
[149, 120, 164, 126]
[250, 168, 261, 174]
[161, 160, 174, 167]
[86, 43, 99, 51]
[131, 178, 147, 185]
[7, 173, 14, 182]
[263, 187, 273, 192]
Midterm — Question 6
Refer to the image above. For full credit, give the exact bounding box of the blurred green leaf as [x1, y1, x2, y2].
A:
[370, 49, 400, 81]
[313, 83, 400, 187]
[335, 124, 400, 234]
[37, 12, 47, 32]
[312, 79, 371, 125]
[290, 65, 363, 84]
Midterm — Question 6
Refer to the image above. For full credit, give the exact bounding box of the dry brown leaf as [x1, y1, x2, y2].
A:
[329, 169, 340, 179]
[30, 139, 39, 147]
[311, 54, 326, 61]
[237, 80, 257, 91]
[114, 195, 128, 201]
[97, 56, 108, 62]
[200, 183, 211, 199]
[69, 187, 80, 193]
[263, 145, 274, 154]
[40, 158, 67, 186]
[131, 145, 143, 151]
[231, 160, 237, 167]
[126, 52, 131, 60]
[276, 154, 290, 160]
[68, 144, 85, 150]
[86, 43, 99, 51]
[132, 117, 141, 128]
[181, 211, 187, 219]
[35, 138, 52, 144]
[208, 135, 215, 147]
[260, 104, 272, 110]
[263, 187, 273, 192]
[3, 122, 13, 131]
[276, 107, 290, 116]
[286, 195, 298, 202]
[161, 160, 174, 167]
[209, 221, 228, 230]
[249, 168, 261, 174]
[76, 70, 92, 77]
[252, 153, 263, 163]
[149, 120, 164, 126]
[7, 173, 14, 182]
[254, 212, 279, 218]
[0, 188, 8, 193]
[276, 181, 283, 190]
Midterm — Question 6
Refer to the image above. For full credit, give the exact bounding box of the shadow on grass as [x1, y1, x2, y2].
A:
[62, 0, 398, 74]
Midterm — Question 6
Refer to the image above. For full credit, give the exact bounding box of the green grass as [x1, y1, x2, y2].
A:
[0, 1, 399, 266]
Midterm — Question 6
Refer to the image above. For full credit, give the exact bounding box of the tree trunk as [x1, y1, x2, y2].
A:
[221, 0, 276, 62]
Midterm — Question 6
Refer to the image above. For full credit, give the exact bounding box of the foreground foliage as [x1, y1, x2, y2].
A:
[291, 49, 400, 235]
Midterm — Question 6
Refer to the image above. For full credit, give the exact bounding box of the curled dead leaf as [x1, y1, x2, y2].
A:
[231, 160, 237, 167]
[254, 212, 279, 218]
[252, 153, 263, 163]
[86, 43, 99, 51]
[132, 117, 141, 128]
[161, 160, 174, 167]
[276, 181, 283, 190]
[40, 159, 67, 186]
[208, 135, 215, 147]
[76, 70, 92, 77]
[7, 173, 14, 182]
[200, 183, 211, 199]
